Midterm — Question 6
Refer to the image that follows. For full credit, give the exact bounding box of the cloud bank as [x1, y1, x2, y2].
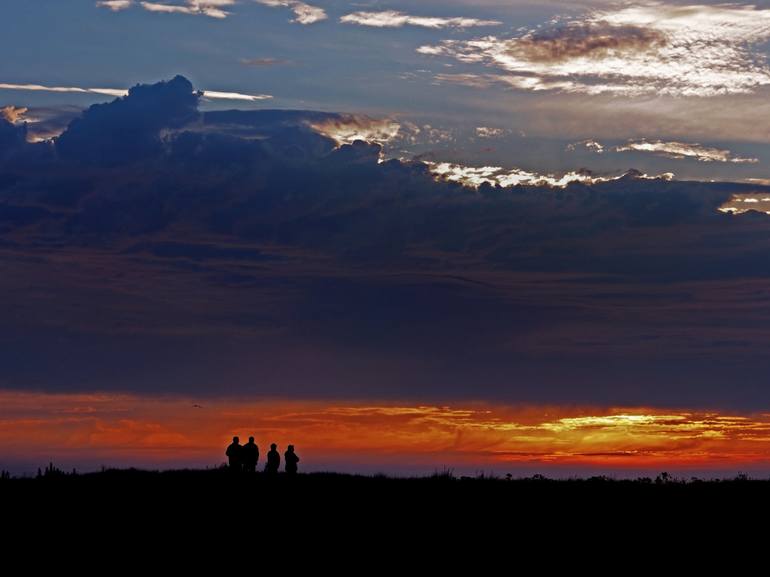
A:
[3, 76, 770, 410]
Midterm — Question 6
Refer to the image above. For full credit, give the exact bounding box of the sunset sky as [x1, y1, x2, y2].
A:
[2, 0, 770, 476]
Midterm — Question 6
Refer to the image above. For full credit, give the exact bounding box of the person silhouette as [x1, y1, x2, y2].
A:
[284, 444, 299, 475]
[242, 436, 259, 473]
[265, 443, 280, 475]
[226, 436, 242, 472]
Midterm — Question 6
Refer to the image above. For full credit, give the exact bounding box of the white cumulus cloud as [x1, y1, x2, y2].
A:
[97, 1, 236, 18]
[340, 10, 501, 29]
[96, 0, 133, 11]
[428, 162, 674, 188]
[255, 0, 326, 24]
[475, 126, 506, 138]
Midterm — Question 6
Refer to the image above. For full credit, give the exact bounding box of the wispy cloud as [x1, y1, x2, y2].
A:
[616, 140, 759, 164]
[567, 137, 758, 164]
[418, 3, 770, 96]
[96, 0, 133, 11]
[97, 0, 237, 19]
[340, 10, 501, 29]
[431, 73, 494, 89]
[743, 178, 770, 186]
[0, 83, 128, 97]
[98, 0, 326, 22]
[255, 0, 326, 25]
[566, 139, 605, 154]
[239, 57, 292, 67]
[432, 72, 582, 92]
[200, 90, 272, 101]
[140, 1, 235, 19]
[0, 82, 272, 101]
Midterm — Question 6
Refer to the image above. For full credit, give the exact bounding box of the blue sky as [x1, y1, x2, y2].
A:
[4, 0, 770, 181]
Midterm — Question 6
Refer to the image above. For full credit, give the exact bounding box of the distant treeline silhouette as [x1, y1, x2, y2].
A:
[226, 436, 300, 474]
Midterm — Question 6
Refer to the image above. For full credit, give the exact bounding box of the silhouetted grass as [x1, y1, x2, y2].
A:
[3, 465, 767, 502]
[3, 465, 768, 546]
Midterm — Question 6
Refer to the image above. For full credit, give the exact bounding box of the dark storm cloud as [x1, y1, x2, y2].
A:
[56, 75, 200, 165]
[0, 115, 26, 157]
[3, 76, 770, 408]
[0, 112, 54, 170]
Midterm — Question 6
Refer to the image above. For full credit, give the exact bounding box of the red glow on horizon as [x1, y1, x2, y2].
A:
[2, 390, 770, 474]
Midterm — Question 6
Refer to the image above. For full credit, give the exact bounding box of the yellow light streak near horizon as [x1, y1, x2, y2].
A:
[1, 391, 769, 472]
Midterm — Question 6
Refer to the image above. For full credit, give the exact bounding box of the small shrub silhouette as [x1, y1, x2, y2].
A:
[38, 462, 66, 479]
[655, 471, 671, 484]
[431, 468, 455, 480]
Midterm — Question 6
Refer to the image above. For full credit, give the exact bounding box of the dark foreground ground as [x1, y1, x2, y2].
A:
[4, 467, 769, 556]
[4, 467, 770, 515]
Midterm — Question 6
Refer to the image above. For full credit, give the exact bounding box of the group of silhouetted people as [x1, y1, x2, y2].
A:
[225, 436, 300, 475]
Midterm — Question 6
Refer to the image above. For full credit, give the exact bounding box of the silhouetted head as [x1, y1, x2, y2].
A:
[249, 436, 254, 443]
[271, 443, 277, 450]
[233, 436, 239, 443]
[288, 445, 294, 452]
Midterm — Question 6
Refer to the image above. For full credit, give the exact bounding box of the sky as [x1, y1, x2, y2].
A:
[2, 1, 770, 476]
